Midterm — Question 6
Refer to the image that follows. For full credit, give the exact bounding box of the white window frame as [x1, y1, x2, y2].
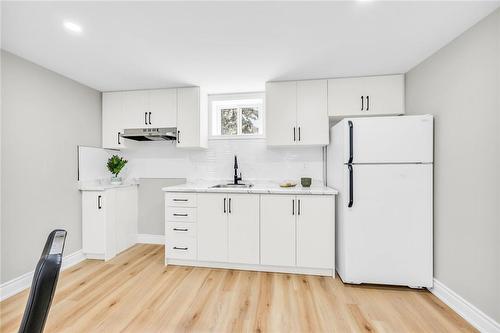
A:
[208, 92, 265, 140]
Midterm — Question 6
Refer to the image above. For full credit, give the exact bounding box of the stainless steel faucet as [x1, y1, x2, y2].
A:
[233, 155, 242, 185]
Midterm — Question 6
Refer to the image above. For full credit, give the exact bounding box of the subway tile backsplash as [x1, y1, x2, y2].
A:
[123, 139, 324, 183]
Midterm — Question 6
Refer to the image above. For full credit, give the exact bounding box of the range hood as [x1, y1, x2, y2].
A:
[120, 127, 177, 141]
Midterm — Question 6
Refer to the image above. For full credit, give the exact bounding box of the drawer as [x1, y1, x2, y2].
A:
[165, 222, 197, 239]
[165, 237, 196, 260]
[165, 193, 197, 207]
[165, 207, 196, 222]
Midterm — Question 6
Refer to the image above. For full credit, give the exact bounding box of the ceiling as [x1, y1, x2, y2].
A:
[2, 1, 499, 93]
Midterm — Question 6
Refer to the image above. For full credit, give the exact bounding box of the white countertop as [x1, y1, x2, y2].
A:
[79, 179, 139, 191]
[162, 181, 338, 195]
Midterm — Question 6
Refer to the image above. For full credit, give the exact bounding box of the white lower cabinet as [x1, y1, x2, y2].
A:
[197, 193, 228, 262]
[197, 193, 259, 264]
[260, 195, 296, 266]
[165, 191, 335, 276]
[296, 195, 334, 269]
[261, 194, 334, 269]
[82, 186, 138, 260]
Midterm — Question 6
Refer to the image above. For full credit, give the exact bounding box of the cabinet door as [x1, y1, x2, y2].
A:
[227, 194, 259, 264]
[82, 191, 106, 255]
[363, 75, 405, 116]
[115, 186, 138, 254]
[102, 92, 126, 149]
[123, 90, 148, 128]
[327, 77, 365, 117]
[197, 193, 228, 262]
[296, 195, 334, 269]
[266, 81, 297, 146]
[328, 75, 405, 117]
[296, 80, 328, 145]
[149, 89, 177, 127]
[177, 87, 200, 148]
[260, 195, 296, 266]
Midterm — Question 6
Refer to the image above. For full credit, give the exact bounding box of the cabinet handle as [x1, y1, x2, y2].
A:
[173, 228, 188, 232]
[298, 199, 301, 215]
[145, 112, 148, 125]
[177, 130, 180, 144]
[366, 96, 369, 111]
[292, 199, 295, 215]
[298, 127, 301, 141]
[361, 96, 364, 111]
[224, 198, 226, 213]
[117, 132, 121, 145]
[228, 198, 232, 213]
[173, 213, 188, 217]
[97, 195, 102, 209]
[173, 246, 188, 251]
[173, 198, 188, 202]
[148, 112, 152, 125]
[293, 127, 296, 142]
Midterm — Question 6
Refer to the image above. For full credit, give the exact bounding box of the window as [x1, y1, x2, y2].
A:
[210, 93, 264, 139]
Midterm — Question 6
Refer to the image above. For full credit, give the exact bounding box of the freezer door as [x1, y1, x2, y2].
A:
[342, 164, 433, 287]
[343, 115, 433, 164]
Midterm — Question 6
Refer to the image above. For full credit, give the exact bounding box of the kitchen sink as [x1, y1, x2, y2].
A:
[211, 183, 254, 189]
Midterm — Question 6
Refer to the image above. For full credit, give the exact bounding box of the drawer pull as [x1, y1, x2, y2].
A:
[173, 246, 188, 251]
[173, 199, 188, 202]
[173, 228, 188, 232]
[173, 213, 188, 217]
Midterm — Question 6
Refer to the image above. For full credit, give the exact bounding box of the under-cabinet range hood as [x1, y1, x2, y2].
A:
[120, 127, 177, 141]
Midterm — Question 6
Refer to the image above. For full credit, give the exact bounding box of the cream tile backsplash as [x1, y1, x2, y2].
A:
[123, 139, 324, 183]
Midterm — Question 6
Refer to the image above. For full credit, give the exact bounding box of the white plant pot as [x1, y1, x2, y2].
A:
[110, 176, 122, 185]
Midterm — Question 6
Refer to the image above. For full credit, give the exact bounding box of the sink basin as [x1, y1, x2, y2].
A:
[211, 183, 254, 189]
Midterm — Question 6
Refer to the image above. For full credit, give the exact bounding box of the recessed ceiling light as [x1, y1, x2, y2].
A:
[63, 21, 82, 34]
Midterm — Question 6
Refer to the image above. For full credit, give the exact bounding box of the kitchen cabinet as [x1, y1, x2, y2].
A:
[296, 195, 334, 269]
[197, 193, 228, 262]
[82, 185, 138, 260]
[176, 87, 208, 148]
[102, 92, 126, 149]
[266, 80, 328, 146]
[328, 74, 405, 117]
[261, 194, 334, 269]
[102, 87, 204, 149]
[196, 193, 259, 264]
[260, 195, 296, 266]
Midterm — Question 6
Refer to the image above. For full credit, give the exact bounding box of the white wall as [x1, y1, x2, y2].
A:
[124, 139, 324, 184]
[1, 51, 101, 283]
[406, 8, 500, 323]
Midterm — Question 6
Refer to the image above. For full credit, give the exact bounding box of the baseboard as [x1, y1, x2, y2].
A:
[136, 234, 164, 245]
[0, 249, 86, 302]
[166, 259, 335, 277]
[429, 279, 500, 333]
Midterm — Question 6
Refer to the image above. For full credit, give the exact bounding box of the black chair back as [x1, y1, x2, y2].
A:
[18, 230, 67, 333]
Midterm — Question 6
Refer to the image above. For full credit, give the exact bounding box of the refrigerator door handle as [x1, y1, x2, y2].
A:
[348, 120, 353, 163]
[348, 164, 353, 207]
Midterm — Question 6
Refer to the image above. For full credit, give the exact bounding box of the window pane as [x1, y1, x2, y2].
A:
[220, 108, 237, 135]
[241, 107, 259, 134]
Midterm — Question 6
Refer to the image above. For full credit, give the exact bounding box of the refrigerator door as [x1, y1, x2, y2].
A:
[342, 163, 433, 287]
[343, 115, 433, 164]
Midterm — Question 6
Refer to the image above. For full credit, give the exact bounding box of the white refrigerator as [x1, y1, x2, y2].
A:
[327, 115, 433, 288]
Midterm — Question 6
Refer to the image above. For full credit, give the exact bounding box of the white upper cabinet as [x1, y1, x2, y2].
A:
[328, 74, 405, 117]
[266, 80, 328, 146]
[102, 87, 206, 149]
[102, 92, 126, 150]
[149, 89, 177, 127]
[296, 80, 329, 145]
[176, 87, 208, 148]
[266, 81, 297, 146]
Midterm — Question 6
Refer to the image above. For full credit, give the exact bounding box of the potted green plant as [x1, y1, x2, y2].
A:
[107, 155, 128, 185]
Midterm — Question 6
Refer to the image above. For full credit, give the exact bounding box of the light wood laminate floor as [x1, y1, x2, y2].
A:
[0, 244, 476, 332]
